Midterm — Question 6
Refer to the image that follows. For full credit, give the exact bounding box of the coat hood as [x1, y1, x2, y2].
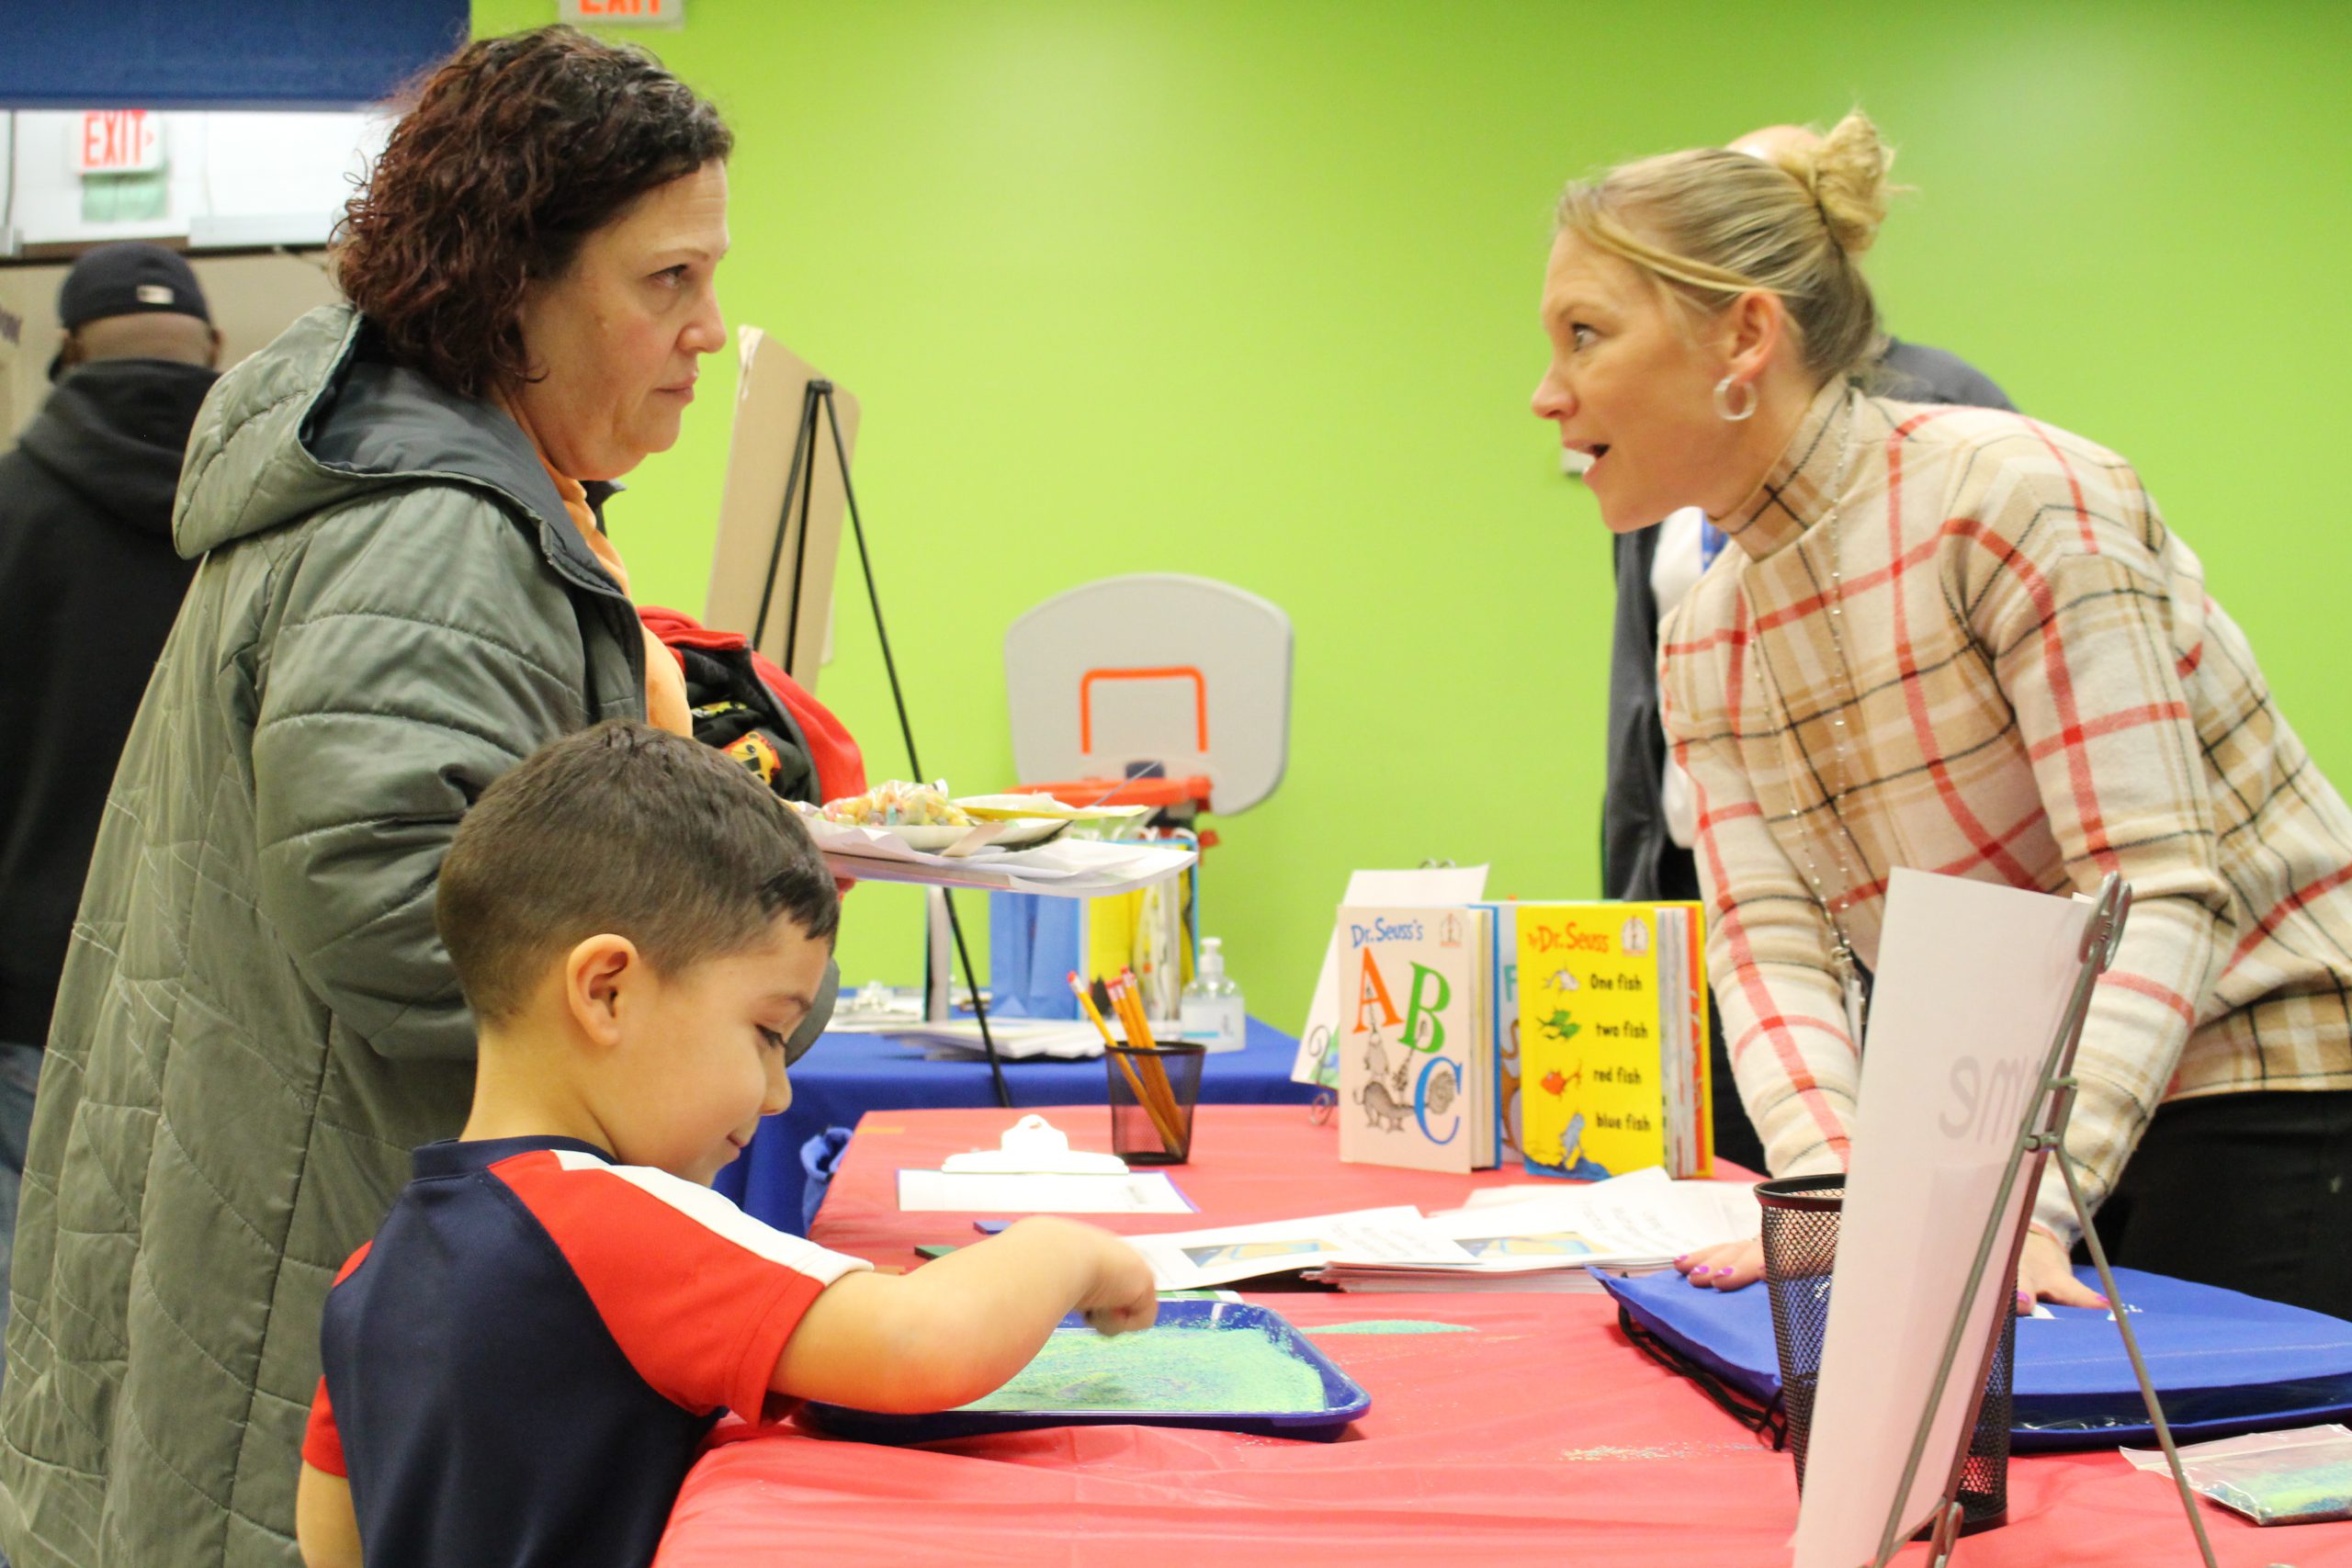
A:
[172, 304, 622, 602]
[17, 358, 219, 540]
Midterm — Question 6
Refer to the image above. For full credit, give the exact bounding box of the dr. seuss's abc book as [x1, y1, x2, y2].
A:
[1515, 903, 1711, 1180]
[1334, 906, 1498, 1175]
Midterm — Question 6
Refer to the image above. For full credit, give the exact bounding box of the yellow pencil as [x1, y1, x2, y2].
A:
[1114, 970, 1158, 1049]
[1073, 972, 1182, 1151]
[1115, 971, 1185, 1139]
[1069, 971, 1119, 1049]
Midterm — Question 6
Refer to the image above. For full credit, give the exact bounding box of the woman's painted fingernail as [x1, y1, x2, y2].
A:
[2093, 1296, 2110, 1309]
[2016, 1290, 2030, 1309]
[1713, 1266, 1735, 1277]
[1675, 1255, 1689, 1265]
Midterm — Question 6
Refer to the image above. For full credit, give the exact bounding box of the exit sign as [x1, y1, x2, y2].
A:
[560, 0, 684, 26]
[74, 110, 163, 175]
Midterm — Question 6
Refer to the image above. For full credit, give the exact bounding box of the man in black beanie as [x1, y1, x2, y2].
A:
[0, 243, 220, 1337]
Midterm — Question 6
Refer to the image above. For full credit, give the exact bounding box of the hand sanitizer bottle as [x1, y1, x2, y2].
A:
[1181, 937, 1248, 1054]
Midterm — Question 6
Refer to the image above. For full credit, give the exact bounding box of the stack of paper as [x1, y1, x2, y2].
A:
[1306, 1169, 1759, 1293]
[1114, 1170, 1761, 1293]
[1123, 1207, 1462, 1292]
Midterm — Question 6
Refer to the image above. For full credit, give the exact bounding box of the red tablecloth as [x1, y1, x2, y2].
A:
[654, 1106, 2352, 1568]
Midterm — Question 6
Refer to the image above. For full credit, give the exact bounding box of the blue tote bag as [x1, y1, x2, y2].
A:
[1600, 1266, 2352, 1452]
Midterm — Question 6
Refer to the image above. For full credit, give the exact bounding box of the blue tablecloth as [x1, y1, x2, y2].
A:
[713, 1015, 1317, 1232]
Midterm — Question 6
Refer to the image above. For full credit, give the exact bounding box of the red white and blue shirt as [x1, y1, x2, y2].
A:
[302, 1135, 869, 1567]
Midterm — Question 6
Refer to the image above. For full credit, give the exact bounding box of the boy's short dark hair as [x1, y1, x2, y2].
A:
[438, 722, 839, 1023]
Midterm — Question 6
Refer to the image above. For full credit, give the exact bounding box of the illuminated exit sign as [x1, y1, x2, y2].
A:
[75, 110, 163, 175]
[560, 0, 684, 26]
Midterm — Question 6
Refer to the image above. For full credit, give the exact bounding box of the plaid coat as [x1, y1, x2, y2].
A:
[1661, 380, 2352, 1239]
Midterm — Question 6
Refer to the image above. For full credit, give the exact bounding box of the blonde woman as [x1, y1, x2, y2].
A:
[1532, 114, 2352, 1316]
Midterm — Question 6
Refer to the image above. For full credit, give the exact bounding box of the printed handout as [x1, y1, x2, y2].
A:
[894, 1168, 1197, 1214]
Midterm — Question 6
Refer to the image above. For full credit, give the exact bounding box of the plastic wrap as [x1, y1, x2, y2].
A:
[2122, 1424, 2352, 1525]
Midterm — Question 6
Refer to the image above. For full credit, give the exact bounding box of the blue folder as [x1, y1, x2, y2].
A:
[1600, 1265, 2352, 1451]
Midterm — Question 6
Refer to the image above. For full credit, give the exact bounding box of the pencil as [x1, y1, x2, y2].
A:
[1115, 969, 1161, 1050]
[1069, 971, 1119, 1050]
[1072, 972, 1183, 1152]
[1115, 970, 1186, 1134]
[1106, 972, 1187, 1150]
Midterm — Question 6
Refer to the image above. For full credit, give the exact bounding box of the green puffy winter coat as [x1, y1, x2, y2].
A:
[0, 305, 650, 1564]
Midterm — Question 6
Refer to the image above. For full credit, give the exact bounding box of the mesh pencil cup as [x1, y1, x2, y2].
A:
[1104, 1043, 1204, 1165]
[1754, 1174, 2013, 1537]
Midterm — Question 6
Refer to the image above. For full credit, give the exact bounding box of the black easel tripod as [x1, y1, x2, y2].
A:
[751, 377, 1012, 1108]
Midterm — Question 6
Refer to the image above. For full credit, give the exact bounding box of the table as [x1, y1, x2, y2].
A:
[712, 1016, 1318, 1232]
[658, 1107, 2348, 1567]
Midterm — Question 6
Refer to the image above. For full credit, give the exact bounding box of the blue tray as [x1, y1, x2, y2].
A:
[800, 1299, 1370, 1442]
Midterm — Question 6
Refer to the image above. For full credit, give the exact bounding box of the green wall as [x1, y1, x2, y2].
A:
[474, 0, 2352, 1029]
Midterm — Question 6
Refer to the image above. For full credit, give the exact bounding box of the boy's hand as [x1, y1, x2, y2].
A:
[1074, 1229, 1159, 1335]
[778, 1215, 1162, 1411]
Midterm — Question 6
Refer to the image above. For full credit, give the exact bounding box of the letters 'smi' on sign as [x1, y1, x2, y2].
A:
[75, 111, 163, 175]
[560, 0, 684, 26]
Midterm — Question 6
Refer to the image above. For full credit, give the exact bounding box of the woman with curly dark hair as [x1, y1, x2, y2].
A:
[0, 28, 777, 1567]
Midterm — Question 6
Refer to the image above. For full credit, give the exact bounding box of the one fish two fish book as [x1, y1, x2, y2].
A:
[1514, 902, 1712, 1180]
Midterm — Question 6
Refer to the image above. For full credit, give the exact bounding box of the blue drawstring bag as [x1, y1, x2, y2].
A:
[1600, 1266, 2352, 1452]
[797, 1127, 855, 1233]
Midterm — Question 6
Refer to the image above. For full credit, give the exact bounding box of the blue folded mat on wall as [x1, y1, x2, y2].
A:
[1600, 1265, 2352, 1452]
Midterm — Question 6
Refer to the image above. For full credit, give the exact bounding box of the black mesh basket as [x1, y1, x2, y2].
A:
[1754, 1174, 2011, 1537]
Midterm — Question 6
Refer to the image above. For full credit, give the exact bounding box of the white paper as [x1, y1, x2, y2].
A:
[1792, 870, 2090, 1566]
[894, 1168, 1196, 1214]
[1291, 866, 1489, 1082]
[899, 1021, 1112, 1060]
[1124, 1206, 1453, 1290]
[1330, 1168, 1758, 1279]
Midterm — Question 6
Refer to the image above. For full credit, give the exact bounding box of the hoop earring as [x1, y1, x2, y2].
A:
[1713, 375, 1758, 423]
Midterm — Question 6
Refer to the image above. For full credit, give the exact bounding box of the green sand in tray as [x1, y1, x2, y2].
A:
[958, 1324, 1328, 1414]
[1305, 1320, 1473, 1336]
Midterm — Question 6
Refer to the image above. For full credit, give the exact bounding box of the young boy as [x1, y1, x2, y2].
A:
[294, 723, 1157, 1568]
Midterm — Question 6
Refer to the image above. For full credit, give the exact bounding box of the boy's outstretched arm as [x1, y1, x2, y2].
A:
[774, 1215, 1156, 1413]
[296, 1462, 363, 1568]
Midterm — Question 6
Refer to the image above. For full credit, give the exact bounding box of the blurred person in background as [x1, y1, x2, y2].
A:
[0, 242, 219, 1351]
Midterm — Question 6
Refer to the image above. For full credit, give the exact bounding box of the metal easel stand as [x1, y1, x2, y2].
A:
[753, 378, 1012, 1110]
[1864, 874, 2233, 1568]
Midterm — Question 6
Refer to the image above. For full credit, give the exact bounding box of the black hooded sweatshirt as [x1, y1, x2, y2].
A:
[0, 357, 217, 1046]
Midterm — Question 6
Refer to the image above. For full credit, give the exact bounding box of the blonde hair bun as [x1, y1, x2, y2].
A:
[1796, 111, 1894, 257]
[1553, 109, 1897, 383]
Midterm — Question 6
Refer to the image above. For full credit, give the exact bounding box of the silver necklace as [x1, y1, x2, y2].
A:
[1764, 389, 1873, 1043]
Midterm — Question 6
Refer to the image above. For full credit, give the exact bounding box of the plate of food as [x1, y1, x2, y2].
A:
[956, 792, 1155, 823]
[814, 783, 1065, 852]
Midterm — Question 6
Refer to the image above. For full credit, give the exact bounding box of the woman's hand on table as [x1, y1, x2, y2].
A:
[1674, 1227, 2110, 1315]
[2018, 1226, 2108, 1313]
[1675, 1236, 1765, 1291]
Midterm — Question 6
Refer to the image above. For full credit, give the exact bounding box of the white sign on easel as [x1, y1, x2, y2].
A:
[703, 327, 854, 694]
[1792, 869, 2093, 1567]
